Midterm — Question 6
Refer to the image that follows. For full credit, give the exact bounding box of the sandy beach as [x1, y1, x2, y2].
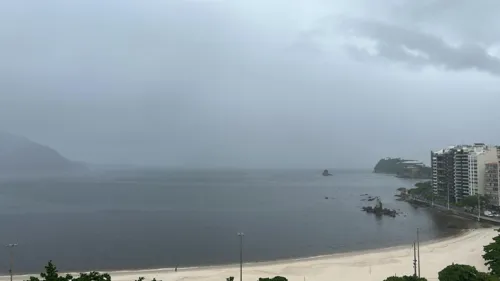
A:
[3, 227, 497, 281]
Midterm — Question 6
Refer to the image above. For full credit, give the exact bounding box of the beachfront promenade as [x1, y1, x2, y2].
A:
[408, 196, 500, 224]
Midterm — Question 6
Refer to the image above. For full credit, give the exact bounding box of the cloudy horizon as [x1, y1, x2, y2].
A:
[1, 0, 499, 169]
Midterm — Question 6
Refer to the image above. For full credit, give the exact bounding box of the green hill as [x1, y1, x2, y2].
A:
[373, 157, 431, 179]
[0, 132, 87, 176]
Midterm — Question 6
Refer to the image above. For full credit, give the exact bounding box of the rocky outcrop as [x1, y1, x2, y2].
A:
[361, 197, 400, 218]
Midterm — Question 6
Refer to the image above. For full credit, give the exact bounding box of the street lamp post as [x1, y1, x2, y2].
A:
[6, 244, 18, 281]
[237, 233, 244, 281]
[478, 193, 481, 222]
[447, 186, 450, 210]
[413, 241, 417, 276]
[417, 228, 420, 277]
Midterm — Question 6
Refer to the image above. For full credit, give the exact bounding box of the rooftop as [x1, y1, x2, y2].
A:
[433, 144, 491, 155]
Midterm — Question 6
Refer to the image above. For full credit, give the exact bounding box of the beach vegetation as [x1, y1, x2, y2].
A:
[438, 263, 497, 281]
[457, 195, 488, 209]
[25, 261, 160, 281]
[258, 277, 287, 281]
[484, 229, 500, 277]
[383, 275, 427, 281]
[407, 181, 433, 200]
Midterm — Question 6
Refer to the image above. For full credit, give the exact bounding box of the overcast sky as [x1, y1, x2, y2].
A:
[1, 0, 500, 169]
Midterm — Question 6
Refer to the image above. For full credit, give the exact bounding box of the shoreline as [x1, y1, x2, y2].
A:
[2, 227, 489, 281]
[110, 227, 496, 281]
[0, 228, 468, 276]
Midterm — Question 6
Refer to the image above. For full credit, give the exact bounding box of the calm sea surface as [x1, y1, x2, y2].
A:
[0, 169, 477, 274]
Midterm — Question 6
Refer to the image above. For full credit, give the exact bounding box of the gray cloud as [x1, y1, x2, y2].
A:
[391, 0, 500, 45]
[1, 0, 500, 169]
[337, 18, 500, 75]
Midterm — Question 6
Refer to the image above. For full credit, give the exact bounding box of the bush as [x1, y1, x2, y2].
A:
[438, 264, 496, 281]
[383, 275, 427, 281]
[258, 277, 288, 281]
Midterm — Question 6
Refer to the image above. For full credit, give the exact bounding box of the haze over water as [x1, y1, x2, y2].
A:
[0, 169, 474, 274]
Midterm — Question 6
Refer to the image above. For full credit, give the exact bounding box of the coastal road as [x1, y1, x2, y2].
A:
[408, 196, 500, 224]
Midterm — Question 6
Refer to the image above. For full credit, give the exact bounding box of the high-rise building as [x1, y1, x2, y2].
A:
[432, 144, 498, 204]
[431, 143, 500, 203]
[454, 147, 472, 201]
[484, 162, 499, 206]
[432, 146, 464, 204]
[468, 145, 497, 196]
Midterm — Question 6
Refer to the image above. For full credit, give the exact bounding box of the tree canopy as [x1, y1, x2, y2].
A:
[26, 261, 290, 281]
[383, 275, 427, 281]
[258, 277, 287, 281]
[25, 261, 158, 281]
[437, 264, 497, 281]
[458, 195, 489, 209]
[484, 229, 500, 277]
[408, 181, 433, 200]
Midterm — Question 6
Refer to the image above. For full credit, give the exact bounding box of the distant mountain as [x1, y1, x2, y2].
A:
[0, 132, 87, 176]
[373, 157, 431, 179]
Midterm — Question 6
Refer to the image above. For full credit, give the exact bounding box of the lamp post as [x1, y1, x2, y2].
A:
[447, 186, 450, 210]
[478, 193, 481, 222]
[237, 233, 244, 281]
[6, 244, 18, 281]
[413, 241, 417, 277]
[417, 228, 420, 277]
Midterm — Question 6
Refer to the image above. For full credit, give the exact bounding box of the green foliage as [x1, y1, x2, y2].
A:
[374, 158, 406, 174]
[484, 229, 500, 276]
[77, 272, 111, 281]
[258, 277, 288, 281]
[226, 277, 234, 281]
[373, 158, 431, 178]
[414, 181, 431, 189]
[437, 263, 492, 281]
[25, 261, 158, 281]
[134, 278, 160, 281]
[408, 181, 433, 200]
[477, 272, 500, 281]
[26, 261, 74, 281]
[458, 195, 488, 209]
[383, 263, 497, 281]
[383, 275, 427, 281]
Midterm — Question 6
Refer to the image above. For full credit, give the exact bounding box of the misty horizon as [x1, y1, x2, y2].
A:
[2, 1, 500, 169]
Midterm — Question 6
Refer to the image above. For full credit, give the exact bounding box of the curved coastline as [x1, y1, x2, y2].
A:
[108, 227, 472, 274]
[109, 227, 496, 281]
[109, 228, 472, 274]
[2, 227, 492, 281]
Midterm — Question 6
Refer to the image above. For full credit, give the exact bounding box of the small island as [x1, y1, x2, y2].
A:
[373, 157, 431, 179]
[322, 169, 332, 176]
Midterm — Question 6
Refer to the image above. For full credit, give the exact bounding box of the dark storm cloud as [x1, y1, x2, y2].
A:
[338, 18, 500, 75]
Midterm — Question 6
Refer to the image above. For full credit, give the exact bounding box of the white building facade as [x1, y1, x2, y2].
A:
[468, 145, 497, 196]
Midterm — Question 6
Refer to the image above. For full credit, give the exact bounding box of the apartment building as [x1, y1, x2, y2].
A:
[468, 145, 497, 196]
[484, 162, 499, 206]
[432, 146, 464, 204]
[431, 143, 496, 203]
[454, 147, 471, 201]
